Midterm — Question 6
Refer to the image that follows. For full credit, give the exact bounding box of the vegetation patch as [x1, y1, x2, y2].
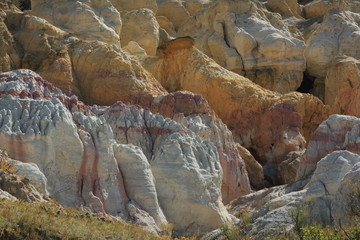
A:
[0, 199, 172, 240]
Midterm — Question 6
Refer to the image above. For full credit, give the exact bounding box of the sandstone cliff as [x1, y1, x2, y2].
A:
[0, 0, 359, 238]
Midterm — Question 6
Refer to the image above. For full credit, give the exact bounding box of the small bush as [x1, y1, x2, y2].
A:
[159, 223, 174, 236]
[221, 224, 245, 240]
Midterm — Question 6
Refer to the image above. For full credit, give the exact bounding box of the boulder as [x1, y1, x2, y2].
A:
[120, 8, 160, 56]
[177, 0, 306, 93]
[0, 189, 17, 200]
[297, 115, 360, 179]
[324, 56, 360, 117]
[237, 144, 264, 190]
[278, 150, 304, 184]
[304, 151, 360, 225]
[0, 170, 44, 202]
[9, 159, 49, 196]
[122, 41, 147, 56]
[156, 16, 176, 36]
[303, 0, 350, 19]
[156, 0, 190, 30]
[31, 0, 122, 44]
[334, 162, 360, 225]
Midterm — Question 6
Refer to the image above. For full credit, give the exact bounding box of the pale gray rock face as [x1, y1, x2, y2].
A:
[0, 69, 233, 235]
[114, 143, 167, 225]
[9, 159, 49, 196]
[297, 114, 360, 180]
[151, 132, 232, 234]
[31, 0, 122, 44]
[177, 0, 306, 93]
[0, 189, 17, 200]
[228, 150, 360, 239]
[304, 151, 360, 226]
[170, 107, 251, 203]
[95, 101, 233, 234]
[0, 95, 83, 207]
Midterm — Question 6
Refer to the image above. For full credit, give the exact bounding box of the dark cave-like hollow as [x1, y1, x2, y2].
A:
[296, 72, 315, 93]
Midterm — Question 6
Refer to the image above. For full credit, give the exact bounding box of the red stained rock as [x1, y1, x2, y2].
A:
[297, 115, 360, 180]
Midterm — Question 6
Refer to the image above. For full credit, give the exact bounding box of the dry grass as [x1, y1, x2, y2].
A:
[0, 199, 173, 240]
[0, 152, 15, 174]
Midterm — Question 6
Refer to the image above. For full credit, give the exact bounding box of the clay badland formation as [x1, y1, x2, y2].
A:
[0, 0, 359, 238]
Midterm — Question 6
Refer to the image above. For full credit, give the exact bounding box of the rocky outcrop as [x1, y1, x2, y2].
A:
[4, 12, 167, 104]
[324, 57, 360, 117]
[0, 170, 44, 202]
[148, 91, 251, 203]
[228, 151, 360, 239]
[31, 0, 122, 44]
[9, 158, 49, 196]
[120, 8, 160, 56]
[144, 37, 329, 185]
[305, 10, 360, 100]
[70, 40, 166, 105]
[297, 115, 360, 180]
[0, 69, 233, 235]
[177, 0, 306, 93]
[304, 150, 360, 226]
[95, 101, 235, 232]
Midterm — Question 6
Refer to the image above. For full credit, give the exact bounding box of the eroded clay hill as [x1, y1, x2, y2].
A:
[0, 0, 359, 238]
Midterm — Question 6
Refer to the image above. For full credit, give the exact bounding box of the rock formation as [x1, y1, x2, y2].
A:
[0, 69, 233, 235]
[4, 11, 166, 104]
[177, 0, 306, 93]
[149, 91, 251, 202]
[227, 150, 360, 239]
[144, 37, 328, 185]
[324, 56, 360, 117]
[120, 8, 160, 56]
[297, 114, 360, 179]
[304, 150, 360, 226]
[0, 0, 359, 238]
[304, 10, 360, 100]
[31, 0, 122, 44]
